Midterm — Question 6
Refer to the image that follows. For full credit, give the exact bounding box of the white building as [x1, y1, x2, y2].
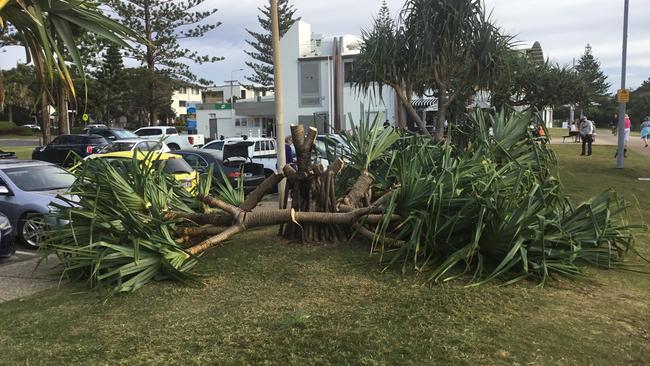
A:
[171, 87, 203, 120]
[196, 21, 396, 139]
[277, 21, 396, 133]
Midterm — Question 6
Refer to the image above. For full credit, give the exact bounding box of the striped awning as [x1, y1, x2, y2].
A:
[412, 98, 438, 112]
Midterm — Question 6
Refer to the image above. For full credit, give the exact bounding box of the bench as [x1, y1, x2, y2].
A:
[562, 132, 580, 143]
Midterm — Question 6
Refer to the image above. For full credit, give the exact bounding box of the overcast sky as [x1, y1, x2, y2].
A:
[1, 0, 648, 92]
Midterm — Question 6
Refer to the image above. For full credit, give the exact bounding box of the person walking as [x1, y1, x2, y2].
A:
[641, 116, 650, 148]
[284, 136, 295, 164]
[579, 116, 594, 156]
[616, 114, 632, 158]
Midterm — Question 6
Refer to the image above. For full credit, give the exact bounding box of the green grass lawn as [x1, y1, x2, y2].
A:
[2, 146, 35, 159]
[0, 146, 648, 365]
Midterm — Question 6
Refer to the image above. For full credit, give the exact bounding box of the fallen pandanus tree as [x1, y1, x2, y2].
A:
[44, 110, 646, 295]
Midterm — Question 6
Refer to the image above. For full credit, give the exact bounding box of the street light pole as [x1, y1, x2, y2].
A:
[228, 68, 243, 136]
[271, 0, 286, 209]
[616, 0, 629, 169]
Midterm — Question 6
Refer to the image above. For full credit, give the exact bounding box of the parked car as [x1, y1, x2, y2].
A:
[88, 151, 198, 191]
[134, 126, 205, 150]
[86, 124, 108, 129]
[32, 134, 109, 166]
[82, 127, 139, 141]
[92, 139, 171, 155]
[0, 150, 16, 159]
[0, 159, 76, 247]
[22, 124, 41, 131]
[175, 147, 266, 193]
[0, 212, 15, 259]
[202, 137, 277, 158]
[202, 136, 328, 173]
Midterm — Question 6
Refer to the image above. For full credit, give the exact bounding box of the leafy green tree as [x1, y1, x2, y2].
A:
[355, 0, 509, 141]
[575, 44, 611, 115]
[108, 0, 222, 126]
[244, 0, 299, 90]
[1, 64, 38, 124]
[490, 52, 583, 111]
[627, 78, 650, 125]
[93, 43, 127, 125]
[121, 67, 178, 128]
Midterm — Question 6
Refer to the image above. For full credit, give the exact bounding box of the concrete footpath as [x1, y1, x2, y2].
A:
[0, 252, 60, 303]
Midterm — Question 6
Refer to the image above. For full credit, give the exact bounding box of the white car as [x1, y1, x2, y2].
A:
[134, 126, 205, 150]
[203, 136, 328, 173]
[94, 139, 171, 155]
[22, 124, 41, 131]
[202, 137, 277, 160]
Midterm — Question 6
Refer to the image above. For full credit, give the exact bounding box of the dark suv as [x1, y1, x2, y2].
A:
[32, 134, 108, 166]
[82, 127, 139, 141]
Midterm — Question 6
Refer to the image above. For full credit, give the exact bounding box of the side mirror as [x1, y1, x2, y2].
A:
[108, 136, 116, 141]
[0, 186, 10, 195]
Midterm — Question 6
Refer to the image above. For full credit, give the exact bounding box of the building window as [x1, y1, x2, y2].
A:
[235, 119, 241, 127]
[209, 113, 216, 118]
[240, 90, 246, 99]
[180, 87, 187, 94]
[344, 62, 354, 83]
[193, 88, 199, 95]
[216, 91, 224, 102]
[299, 61, 321, 107]
[241, 119, 248, 127]
[179, 101, 187, 107]
[253, 118, 261, 127]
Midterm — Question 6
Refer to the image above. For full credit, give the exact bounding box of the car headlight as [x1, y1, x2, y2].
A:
[0, 216, 10, 231]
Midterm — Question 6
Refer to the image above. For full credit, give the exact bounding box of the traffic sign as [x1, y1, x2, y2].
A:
[82, 113, 89, 122]
[187, 120, 197, 130]
[617, 89, 630, 103]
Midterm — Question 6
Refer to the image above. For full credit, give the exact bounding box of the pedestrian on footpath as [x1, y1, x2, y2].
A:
[641, 116, 650, 148]
[579, 116, 594, 156]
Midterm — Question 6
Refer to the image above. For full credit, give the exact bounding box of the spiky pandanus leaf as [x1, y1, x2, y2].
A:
[372, 110, 644, 285]
[45, 155, 205, 296]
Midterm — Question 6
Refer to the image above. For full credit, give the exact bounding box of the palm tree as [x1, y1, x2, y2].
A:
[1, 0, 141, 141]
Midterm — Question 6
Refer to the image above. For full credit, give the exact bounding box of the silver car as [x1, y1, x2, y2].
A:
[0, 160, 76, 248]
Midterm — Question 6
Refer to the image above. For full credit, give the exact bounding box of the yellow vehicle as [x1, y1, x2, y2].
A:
[88, 151, 198, 191]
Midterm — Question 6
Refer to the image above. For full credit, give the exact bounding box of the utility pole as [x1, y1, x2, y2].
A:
[271, 0, 286, 208]
[227, 68, 243, 135]
[616, 0, 629, 169]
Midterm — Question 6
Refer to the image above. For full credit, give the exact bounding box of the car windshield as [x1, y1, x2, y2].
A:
[3, 165, 75, 191]
[113, 130, 139, 139]
[135, 128, 162, 136]
[100, 142, 137, 153]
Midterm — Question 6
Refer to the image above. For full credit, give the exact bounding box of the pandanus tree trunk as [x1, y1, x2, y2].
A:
[168, 124, 400, 256]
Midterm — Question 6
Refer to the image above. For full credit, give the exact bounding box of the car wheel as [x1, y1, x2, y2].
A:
[18, 214, 47, 249]
[168, 143, 180, 150]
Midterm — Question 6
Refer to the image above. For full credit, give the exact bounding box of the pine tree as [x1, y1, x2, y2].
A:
[575, 44, 611, 113]
[94, 44, 127, 125]
[244, 0, 300, 90]
[108, 0, 222, 126]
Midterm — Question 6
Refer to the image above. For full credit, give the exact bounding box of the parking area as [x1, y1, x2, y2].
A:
[0, 250, 59, 303]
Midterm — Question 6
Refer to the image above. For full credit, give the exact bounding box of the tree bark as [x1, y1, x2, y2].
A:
[390, 82, 433, 139]
[58, 80, 69, 135]
[434, 89, 448, 142]
[41, 93, 51, 144]
[7, 106, 12, 124]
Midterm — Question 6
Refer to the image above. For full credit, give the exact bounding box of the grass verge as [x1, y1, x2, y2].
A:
[0, 145, 648, 365]
[1, 146, 35, 160]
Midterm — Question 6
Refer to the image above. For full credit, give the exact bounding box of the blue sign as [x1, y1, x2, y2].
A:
[187, 106, 197, 114]
[187, 120, 197, 130]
